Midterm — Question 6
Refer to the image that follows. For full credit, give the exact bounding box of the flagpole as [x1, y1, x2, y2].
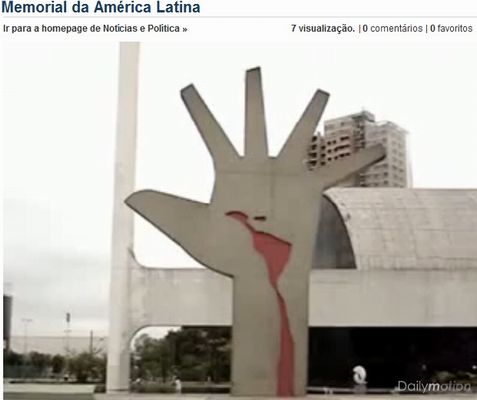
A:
[65, 312, 71, 355]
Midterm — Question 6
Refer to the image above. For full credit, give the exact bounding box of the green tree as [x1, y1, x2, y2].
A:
[51, 354, 65, 374]
[204, 327, 231, 382]
[29, 351, 51, 372]
[133, 333, 173, 382]
[4, 350, 24, 366]
[68, 352, 106, 383]
[132, 328, 231, 384]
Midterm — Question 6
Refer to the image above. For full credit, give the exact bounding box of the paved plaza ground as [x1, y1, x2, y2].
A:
[94, 396, 477, 400]
[4, 387, 477, 400]
[3, 384, 95, 394]
[4, 394, 94, 400]
[5, 396, 477, 400]
[3, 384, 94, 400]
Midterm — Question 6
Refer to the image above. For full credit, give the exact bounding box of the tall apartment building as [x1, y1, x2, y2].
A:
[308, 110, 411, 187]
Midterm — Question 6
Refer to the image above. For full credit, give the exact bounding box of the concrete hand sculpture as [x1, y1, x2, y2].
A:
[126, 68, 385, 396]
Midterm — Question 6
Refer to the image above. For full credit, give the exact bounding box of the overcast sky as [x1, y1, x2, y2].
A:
[3, 41, 477, 337]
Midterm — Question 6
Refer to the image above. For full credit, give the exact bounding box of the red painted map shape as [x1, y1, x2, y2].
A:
[226, 211, 294, 396]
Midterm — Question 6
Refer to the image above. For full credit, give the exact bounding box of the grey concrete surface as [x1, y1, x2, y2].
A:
[125, 67, 384, 396]
[3, 383, 95, 393]
[124, 267, 477, 327]
[106, 43, 140, 393]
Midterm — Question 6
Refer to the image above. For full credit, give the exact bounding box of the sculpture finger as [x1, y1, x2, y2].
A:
[126, 189, 210, 245]
[277, 89, 329, 167]
[125, 190, 251, 277]
[245, 67, 268, 160]
[181, 85, 239, 166]
[317, 144, 386, 189]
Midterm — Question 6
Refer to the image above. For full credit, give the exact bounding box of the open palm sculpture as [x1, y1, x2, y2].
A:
[126, 68, 385, 396]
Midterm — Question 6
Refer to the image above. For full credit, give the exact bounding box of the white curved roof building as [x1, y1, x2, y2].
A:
[315, 188, 477, 270]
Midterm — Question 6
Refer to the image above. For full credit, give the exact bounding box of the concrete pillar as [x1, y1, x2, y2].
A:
[106, 42, 140, 393]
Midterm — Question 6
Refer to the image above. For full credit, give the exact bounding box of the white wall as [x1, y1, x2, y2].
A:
[128, 267, 477, 330]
